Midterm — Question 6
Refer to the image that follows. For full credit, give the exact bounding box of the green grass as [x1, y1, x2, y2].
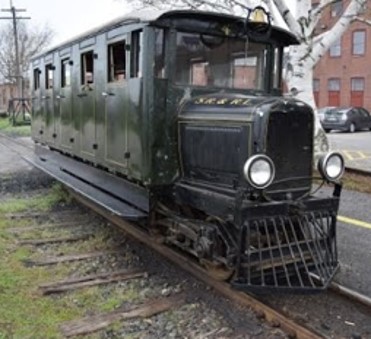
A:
[0, 187, 145, 338]
[0, 116, 31, 137]
[0, 184, 70, 215]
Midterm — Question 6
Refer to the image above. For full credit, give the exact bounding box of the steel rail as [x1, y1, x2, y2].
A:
[345, 166, 371, 177]
[3, 133, 371, 337]
[69, 190, 323, 339]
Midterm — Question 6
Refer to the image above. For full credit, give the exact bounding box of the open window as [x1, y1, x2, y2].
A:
[108, 40, 126, 82]
[61, 58, 71, 88]
[45, 64, 54, 89]
[33, 68, 40, 90]
[81, 51, 94, 85]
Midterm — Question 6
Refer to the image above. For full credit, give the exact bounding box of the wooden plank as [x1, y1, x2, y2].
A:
[8, 220, 88, 234]
[24, 250, 119, 267]
[60, 296, 183, 337]
[39, 269, 144, 288]
[18, 234, 91, 246]
[40, 270, 146, 295]
[6, 210, 86, 219]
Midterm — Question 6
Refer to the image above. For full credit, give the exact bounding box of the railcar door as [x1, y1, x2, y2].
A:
[79, 49, 97, 160]
[104, 36, 129, 170]
[43, 60, 56, 144]
[59, 56, 73, 150]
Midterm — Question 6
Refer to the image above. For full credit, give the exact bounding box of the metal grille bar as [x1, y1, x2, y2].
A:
[232, 210, 338, 293]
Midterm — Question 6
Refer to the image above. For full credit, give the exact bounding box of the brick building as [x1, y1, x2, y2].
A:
[313, 0, 371, 111]
[0, 83, 18, 114]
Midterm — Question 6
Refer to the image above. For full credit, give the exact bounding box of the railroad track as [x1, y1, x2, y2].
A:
[2, 133, 371, 338]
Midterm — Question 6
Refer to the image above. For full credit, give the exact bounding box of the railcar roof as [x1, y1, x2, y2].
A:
[33, 9, 298, 60]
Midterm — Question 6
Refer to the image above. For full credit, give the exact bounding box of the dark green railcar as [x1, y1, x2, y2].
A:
[30, 8, 344, 292]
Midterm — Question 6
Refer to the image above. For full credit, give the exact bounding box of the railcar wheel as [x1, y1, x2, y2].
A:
[200, 259, 234, 281]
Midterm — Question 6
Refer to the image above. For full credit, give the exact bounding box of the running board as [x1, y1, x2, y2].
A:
[23, 146, 148, 221]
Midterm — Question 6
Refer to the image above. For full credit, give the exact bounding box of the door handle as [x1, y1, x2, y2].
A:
[102, 92, 115, 97]
[77, 93, 88, 98]
[56, 94, 66, 99]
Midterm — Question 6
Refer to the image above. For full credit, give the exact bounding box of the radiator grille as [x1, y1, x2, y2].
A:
[266, 111, 313, 195]
[180, 124, 249, 185]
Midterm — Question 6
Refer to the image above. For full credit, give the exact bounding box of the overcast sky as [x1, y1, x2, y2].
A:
[0, 0, 296, 45]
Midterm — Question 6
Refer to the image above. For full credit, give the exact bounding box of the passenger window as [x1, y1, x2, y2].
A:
[131, 30, 142, 78]
[61, 58, 71, 88]
[45, 64, 54, 89]
[33, 68, 41, 90]
[108, 40, 126, 82]
[81, 51, 94, 85]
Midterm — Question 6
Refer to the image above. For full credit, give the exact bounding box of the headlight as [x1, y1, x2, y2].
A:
[318, 152, 345, 181]
[243, 154, 275, 189]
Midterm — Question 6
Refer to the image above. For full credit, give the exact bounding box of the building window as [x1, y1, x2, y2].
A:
[61, 58, 71, 88]
[108, 40, 126, 82]
[45, 64, 54, 89]
[350, 77, 364, 107]
[81, 51, 94, 85]
[131, 30, 143, 78]
[331, 1, 343, 17]
[352, 30, 366, 55]
[328, 78, 340, 106]
[33, 68, 40, 91]
[351, 77, 364, 91]
[329, 38, 341, 57]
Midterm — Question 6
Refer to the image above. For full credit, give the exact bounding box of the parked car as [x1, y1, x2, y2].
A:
[317, 106, 336, 122]
[321, 107, 371, 133]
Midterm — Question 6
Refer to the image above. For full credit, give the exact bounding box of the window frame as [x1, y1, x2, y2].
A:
[61, 58, 71, 88]
[81, 50, 95, 85]
[352, 30, 366, 56]
[107, 39, 126, 83]
[33, 68, 41, 91]
[329, 37, 341, 57]
[45, 64, 54, 90]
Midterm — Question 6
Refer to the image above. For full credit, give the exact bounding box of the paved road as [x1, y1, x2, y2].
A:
[327, 130, 371, 172]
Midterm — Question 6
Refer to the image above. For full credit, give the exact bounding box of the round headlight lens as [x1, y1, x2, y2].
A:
[244, 155, 275, 189]
[318, 152, 345, 181]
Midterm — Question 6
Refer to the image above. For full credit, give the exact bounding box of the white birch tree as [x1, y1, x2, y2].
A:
[122, 0, 368, 157]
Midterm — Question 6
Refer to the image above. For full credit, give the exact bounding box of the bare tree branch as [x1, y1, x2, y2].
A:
[0, 21, 54, 83]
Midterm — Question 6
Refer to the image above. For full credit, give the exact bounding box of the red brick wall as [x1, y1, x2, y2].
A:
[313, 0, 371, 111]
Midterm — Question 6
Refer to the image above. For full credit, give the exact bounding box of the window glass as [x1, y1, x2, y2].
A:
[61, 58, 71, 88]
[359, 108, 370, 117]
[328, 78, 340, 91]
[33, 68, 40, 90]
[331, 1, 343, 17]
[313, 79, 320, 91]
[131, 30, 142, 78]
[175, 31, 269, 90]
[352, 31, 365, 55]
[107, 41, 126, 82]
[45, 64, 54, 89]
[81, 51, 94, 85]
[329, 38, 341, 57]
[273, 48, 283, 90]
[351, 77, 364, 91]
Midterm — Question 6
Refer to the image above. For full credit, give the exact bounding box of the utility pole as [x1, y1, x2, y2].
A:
[0, 0, 31, 98]
[0, 0, 31, 124]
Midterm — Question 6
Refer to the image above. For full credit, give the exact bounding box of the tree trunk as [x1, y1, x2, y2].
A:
[286, 43, 330, 162]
